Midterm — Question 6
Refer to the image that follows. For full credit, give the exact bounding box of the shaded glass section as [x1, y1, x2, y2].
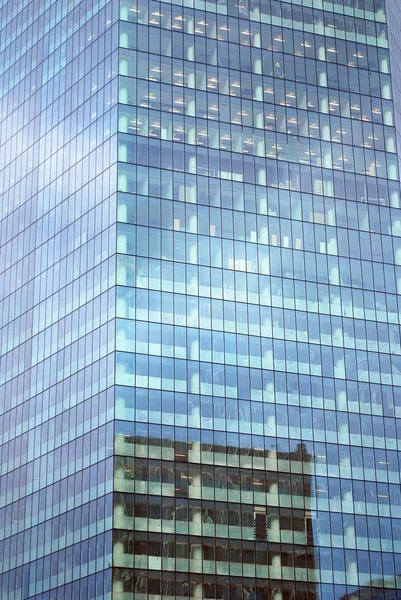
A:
[0, 0, 119, 598]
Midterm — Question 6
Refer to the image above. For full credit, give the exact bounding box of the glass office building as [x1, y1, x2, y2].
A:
[2, 0, 401, 598]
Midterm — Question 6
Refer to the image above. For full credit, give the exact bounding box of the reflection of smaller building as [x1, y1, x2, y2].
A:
[339, 575, 401, 600]
[112, 428, 318, 599]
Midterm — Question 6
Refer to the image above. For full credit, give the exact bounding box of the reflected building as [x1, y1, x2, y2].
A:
[113, 436, 318, 598]
[339, 575, 401, 600]
[2, 0, 401, 598]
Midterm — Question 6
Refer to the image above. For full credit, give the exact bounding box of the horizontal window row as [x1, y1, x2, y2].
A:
[123, 0, 387, 43]
[121, 120, 397, 195]
[116, 297, 401, 357]
[117, 252, 401, 327]
[117, 282, 401, 348]
[115, 386, 401, 453]
[120, 104, 396, 169]
[0, 387, 114, 473]
[118, 223, 399, 296]
[121, 49, 393, 120]
[0, 44, 118, 220]
[0, 430, 113, 510]
[0, 457, 113, 544]
[113, 529, 400, 583]
[118, 227, 401, 295]
[116, 296, 401, 413]
[1, 0, 113, 80]
[0, 496, 112, 574]
[118, 253, 401, 326]
[118, 189, 401, 250]
[0, 194, 114, 287]
[1, 84, 117, 176]
[0, 14, 115, 102]
[116, 345, 401, 409]
[0, 199, 115, 309]
[120, 294, 401, 354]
[0, 533, 112, 597]
[120, 129, 399, 185]
[151, 0, 388, 23]
[121, 19, 390, 85]
[118, 159, 400, 217]
[119, 221, 401, 293]
[1, 58, 117, 179]
[1, 316, 114, 388]
[120, 54, 394, 128]
[117, 207, 401, 267]
[115, 368, 399, 423]
[0, 380, 113, 457]
[0, 257, 115, 359]
[0, 352, 114, 434]
[116, 327, 401, 382]
[0, 421, 113, 485]
[117, 204, 401, 286]
[113, 566, 398, 600]
[115, 375, 400, 432]
[114, 418, 401, 483]
[121, 1, 389, 72]
[115, 492, 401, 551]
[0, 256, 115, 372]
[115, 456, 401, 516]
[115, 492, 316, 543]
[1, 123, 115, 225]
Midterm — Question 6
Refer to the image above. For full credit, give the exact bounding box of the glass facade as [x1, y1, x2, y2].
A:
[0, 0, 118, 598]
[2, 0, 401, 598]
[113, 0, 401, 598]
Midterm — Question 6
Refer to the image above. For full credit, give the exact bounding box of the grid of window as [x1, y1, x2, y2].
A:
[0, 0, 118, 598]
[114, 0, 401, 599]
[2, 0, 401, 598]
